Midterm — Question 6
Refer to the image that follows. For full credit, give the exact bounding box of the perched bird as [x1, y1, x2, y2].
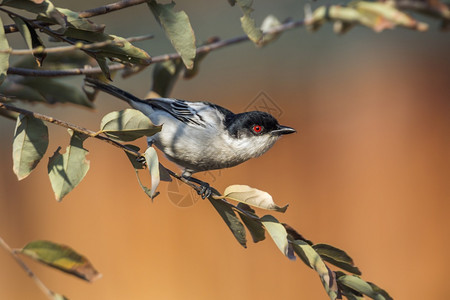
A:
[85, 78, 295, 196]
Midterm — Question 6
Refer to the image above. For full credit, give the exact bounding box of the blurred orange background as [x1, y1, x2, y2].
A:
[1, 1, 449, 299]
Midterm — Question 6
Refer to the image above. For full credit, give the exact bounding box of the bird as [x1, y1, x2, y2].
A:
[85, 78, 296, 197]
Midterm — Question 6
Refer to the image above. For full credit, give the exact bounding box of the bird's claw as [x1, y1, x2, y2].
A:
[182, 175, 213, 199]
[197, 183, 212, 199]
[136, 156, 146, 164]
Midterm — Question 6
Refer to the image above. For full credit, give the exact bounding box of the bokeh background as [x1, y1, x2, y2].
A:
[1, 1, 449, 299]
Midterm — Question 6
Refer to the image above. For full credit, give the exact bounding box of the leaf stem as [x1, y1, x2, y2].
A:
[0, 236, 56, 300]
[0, 103, 141, 158]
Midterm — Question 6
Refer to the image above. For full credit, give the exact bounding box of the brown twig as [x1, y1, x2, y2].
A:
[3, 0, 148, 34]
[0, 102, 141, 158]
[79, 0, 148, 18]
[6, 18, 305, 77]
[0, 236, 57, 300]
[0, 34, 154, 55]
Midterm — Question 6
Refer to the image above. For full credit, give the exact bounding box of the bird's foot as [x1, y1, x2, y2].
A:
[136, 156, 146, 164]
[184, 176, 212, 199]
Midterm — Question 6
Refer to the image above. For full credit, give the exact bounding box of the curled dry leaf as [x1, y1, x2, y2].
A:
[221, 185, 288, 212]
[144, 147, 160, 199]
[100, 109, 162, 141]
[259, 15, 282, 46]
[308, 2, 429, 33]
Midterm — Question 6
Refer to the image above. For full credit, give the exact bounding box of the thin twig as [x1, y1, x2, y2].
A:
[0, 236, 57, 300]
[79, 0, 148, 18]
[0, 34, 154, 55]
[164, 168, 204, 194]
[7, 18, 306, 77]
[3, 0, 148, 34]
[0, 103, 141, 158]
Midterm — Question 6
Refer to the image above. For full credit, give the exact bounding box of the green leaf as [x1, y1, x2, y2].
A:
[240, 13, 263, 44]
[20, 240, 101, 282]
[95, 56, 111, 80]
[337, 275, 390, 300]
[235, 0, 254, 15]
[97, 34, 152, 65]
[152, 58, 184, 97]
[58, 27, 151, 71]
[10, 15, 46, 66]
[260, 215, 294, 259]
[0, 16, 10, 85]
[148, 0, 196, 69]
[208, 198, 247, 248]
[100, 109, 162, 141]
[336, 277, 364, 300]
[144, 147, 160, 199]
[222, 185, 288, 212]
[0, 77, 93, 107]
[283, 223, 313, 245]
[47, 130, 90, 201]
[367, 282, 393, 300]
[2, 0, 66, 28]
[233, 0, 263, 44]
[133, 168, 154, 199]
[291, 240, 340, 300]
[313, 243, 361, 275]
[14, 51, 93, 70]
[158, 163, 172, 182]
[12, 114, 49, 180]
[124, 144, 144, 170]
[49, 8, 104, 32]
[183, 37, 218, 79]
[236, 203, 265, 243]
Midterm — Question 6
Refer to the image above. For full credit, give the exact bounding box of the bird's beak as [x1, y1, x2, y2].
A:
[271, 125, 296, 136]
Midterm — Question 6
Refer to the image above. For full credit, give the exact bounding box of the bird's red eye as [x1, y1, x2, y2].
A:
[253, 125, 262, 133]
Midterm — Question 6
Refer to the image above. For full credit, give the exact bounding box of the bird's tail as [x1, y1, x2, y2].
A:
[84, 77, 142, 105]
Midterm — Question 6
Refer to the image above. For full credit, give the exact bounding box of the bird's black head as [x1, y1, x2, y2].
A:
[225, 111, 296, 138]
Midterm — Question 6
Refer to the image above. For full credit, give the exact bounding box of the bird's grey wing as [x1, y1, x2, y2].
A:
[148, 98, 208, 127]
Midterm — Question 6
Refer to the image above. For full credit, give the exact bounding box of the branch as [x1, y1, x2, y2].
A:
[0, 101, 228, 208]
[0, 7, 106, 61]
[79, 0, 148, 18]
[0, 101, 233, 211]
[0, 236, 56, 300]
[0, 34, 154, 55]
[7, 18, 306, 77]
[3, 0, 149, 34]
[0, 103, 141, 158]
